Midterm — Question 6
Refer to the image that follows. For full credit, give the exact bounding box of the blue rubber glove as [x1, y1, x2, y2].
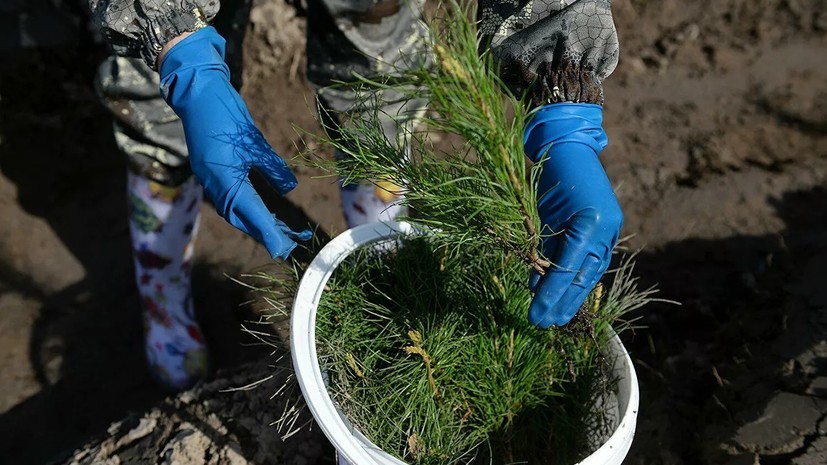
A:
[523, 103, 623, 328]
[159, 27, 311, 259]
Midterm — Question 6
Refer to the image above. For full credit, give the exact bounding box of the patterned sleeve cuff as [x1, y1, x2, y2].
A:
[525, 59, 606, 107]
[92, 0, 219, 70]
[479, 0, 619, 108]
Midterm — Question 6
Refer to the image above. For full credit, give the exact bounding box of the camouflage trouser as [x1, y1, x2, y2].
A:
[95, 0, 429, 187]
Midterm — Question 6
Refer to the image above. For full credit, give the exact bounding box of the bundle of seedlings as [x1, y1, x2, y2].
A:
[309, 235, 649, 465]
[255, 2, 659, 464]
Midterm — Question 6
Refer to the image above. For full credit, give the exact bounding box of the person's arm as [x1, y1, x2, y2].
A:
[481, 0, 623, 327]
[89, 1, 310, 259]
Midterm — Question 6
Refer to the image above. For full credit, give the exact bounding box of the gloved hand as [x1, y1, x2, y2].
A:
[159, 27, 310, 259]
[523, 103, 623, 328]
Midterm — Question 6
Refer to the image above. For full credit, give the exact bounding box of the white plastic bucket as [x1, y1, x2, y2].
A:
[290, 221, 640, 465]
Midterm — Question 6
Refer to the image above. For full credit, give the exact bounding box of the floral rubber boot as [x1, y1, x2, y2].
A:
[127, 171, 209, 391]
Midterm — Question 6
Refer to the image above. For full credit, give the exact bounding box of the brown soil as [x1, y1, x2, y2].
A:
[1, 0, 826, 464]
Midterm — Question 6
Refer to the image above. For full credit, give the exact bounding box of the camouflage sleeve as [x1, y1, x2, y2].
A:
[87, 0, 220, 70]
[479, 0, 619, 107]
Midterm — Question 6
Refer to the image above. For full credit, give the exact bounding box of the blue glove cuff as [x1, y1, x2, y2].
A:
[523, 103, 608, 163]
[159, 26, 230, 80]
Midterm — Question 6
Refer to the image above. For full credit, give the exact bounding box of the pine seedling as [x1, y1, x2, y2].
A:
[313, 0, 548, 274]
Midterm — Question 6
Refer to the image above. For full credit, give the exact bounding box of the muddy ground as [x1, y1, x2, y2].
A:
[1, 0, 826, 464]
